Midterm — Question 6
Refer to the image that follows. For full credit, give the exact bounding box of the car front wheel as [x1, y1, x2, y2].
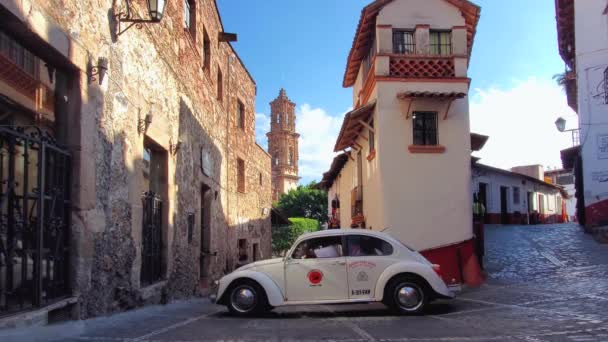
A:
[227, 280, 268, 316]
[384, 276, 429, 315]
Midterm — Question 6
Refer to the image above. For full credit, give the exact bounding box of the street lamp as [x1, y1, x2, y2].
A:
[115, 0, 167, 37]
[554, 116, 580, 146]
[555, 117, 567, 132]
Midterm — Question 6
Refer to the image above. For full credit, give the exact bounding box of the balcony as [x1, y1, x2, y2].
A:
[351, 186, 364, 226]
[564, 70, 577, 113]
[0, 53, 54, 113]
[389, 55, 455, 79]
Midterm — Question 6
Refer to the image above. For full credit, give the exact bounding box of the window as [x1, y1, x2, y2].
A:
[259, 172, 263, 186]
[202, 28, 210, 72]
[412, 112, 437, 146]
[0, 30, 36, 76]
[273, 153, 279, 166]
[237, 158, 245, 193]
[184, 0, 196, 40]
[288, 147, 293, 166]
[217, 67, 223, 101]
[292, 236, 343, 259]
[430, 31, 452, 56]
[237, 101, 245, 129]
[285, 113, 289, 127]
[368, 119, 375, 152]
[393, 30, 415, 54]
[275, 113, 280, 124]
[252, 243, 259, 262]
[238, 239, 247, 262]
[513, 187, 520, 205]
[556, 173, 574, 185]
[346, 235, 393, 257]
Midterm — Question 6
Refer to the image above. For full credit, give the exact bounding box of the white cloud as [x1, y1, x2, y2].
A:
[297, 104, 347, 184]
[255, 113, 270, 150]
[255, 104, 347, 185]
[470, 77, 578, 171]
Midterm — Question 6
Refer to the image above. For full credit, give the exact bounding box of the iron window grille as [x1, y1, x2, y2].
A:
[430, 31, 452, 56]
[141, 191, 163, 286]
[0, 126, 72, 316]
[412, 112, 438, 146]
[393, 30, 416, 54]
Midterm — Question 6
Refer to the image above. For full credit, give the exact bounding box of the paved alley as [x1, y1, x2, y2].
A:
[2, 223, 608, 342]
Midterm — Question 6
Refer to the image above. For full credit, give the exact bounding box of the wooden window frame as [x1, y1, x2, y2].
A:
[412, 112, 438, 146]
[393, 29, 416, 55]
[429, 30, 452, 56]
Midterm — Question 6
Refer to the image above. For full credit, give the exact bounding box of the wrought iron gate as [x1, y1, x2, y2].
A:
[0, 126, 71, 316]
[141, 192, 162, 286]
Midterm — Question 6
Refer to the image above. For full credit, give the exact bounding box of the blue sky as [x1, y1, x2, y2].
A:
[217, 0, 577, 184]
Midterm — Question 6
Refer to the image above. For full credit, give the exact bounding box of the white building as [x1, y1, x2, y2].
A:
[320, 0, 482, 286]
[472, 164, 566, 225]
[556, 0, 608, 230]
[545, 168, 576, 222]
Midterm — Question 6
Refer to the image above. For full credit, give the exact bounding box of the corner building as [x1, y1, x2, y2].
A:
[0, 0, 271, 323]
[320, 0, 481, 287]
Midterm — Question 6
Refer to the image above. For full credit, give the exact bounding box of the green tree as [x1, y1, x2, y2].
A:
[275, 182, 328, 224]
[271, 218, 320, 256]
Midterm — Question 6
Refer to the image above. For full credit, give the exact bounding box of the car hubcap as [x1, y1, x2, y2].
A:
[231, 286, 256, 312]
[396, 285, 422, 310]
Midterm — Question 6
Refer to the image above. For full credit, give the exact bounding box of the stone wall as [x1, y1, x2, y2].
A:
[0, 0, 271, 319]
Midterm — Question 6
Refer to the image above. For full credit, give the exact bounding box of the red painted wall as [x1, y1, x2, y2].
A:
[585, 199, 608, 227]
[420, 239, 481, 287]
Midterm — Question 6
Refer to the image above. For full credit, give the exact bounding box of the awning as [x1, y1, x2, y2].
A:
[318, 153, 350, 190]
[397, 91, 467, 100]
[470, 133, 489, 152]
[397, 91, 466, 120]
[334, 101, 376, 152]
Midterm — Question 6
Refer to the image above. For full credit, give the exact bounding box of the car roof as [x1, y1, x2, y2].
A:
[299, 229, 394, 240]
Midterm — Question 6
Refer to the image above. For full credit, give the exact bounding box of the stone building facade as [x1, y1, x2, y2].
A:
[267, 89, 300, 201]
[0, 0, 271, 323]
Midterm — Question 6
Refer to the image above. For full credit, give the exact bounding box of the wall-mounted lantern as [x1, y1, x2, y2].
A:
[170, 137, 182, 155]
[115, 0, 167, 37]
[88, 57, 108, 85]
[138, 110, 154, 135]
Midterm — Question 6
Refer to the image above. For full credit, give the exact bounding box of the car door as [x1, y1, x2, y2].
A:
[285, 235, 348, 302]
[345, 234, 395, 300]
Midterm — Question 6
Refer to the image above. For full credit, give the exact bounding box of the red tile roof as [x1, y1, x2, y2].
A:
[342, 0, 481, 88]
[397, 91, 466, 99]
[334, 101, 376, 152]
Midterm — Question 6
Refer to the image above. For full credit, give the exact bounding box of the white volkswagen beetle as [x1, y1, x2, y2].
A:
[211, 230, 453, 316]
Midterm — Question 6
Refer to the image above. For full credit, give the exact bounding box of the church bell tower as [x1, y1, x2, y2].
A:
[267, 89, 300, 201]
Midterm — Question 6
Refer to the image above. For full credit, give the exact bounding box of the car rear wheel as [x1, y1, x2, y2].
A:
[227, 280, 269, 316]
[384, 276, 429, 315]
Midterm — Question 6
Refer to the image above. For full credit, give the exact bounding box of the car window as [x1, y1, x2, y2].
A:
[292, 236, 343, 259]
[346, 235, 393, 257]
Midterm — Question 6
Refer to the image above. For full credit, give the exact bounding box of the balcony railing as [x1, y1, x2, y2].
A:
[0, 53, 54, 112]
[389, 55, 455, 79]
[351, 185, 363, 219]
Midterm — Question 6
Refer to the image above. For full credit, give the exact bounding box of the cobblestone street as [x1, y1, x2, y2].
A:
[2, 223, 607, 342]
